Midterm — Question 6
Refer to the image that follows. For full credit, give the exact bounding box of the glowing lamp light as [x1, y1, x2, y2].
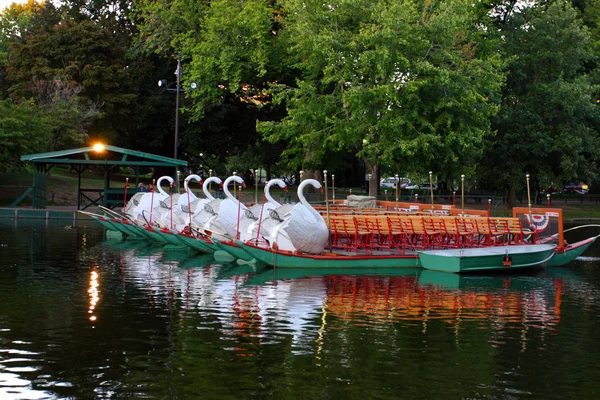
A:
[93, 143, 105, 152]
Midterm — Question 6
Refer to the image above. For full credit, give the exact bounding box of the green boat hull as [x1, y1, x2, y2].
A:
[548, 236, 598, 266]
[418, 244, 556, 273]
[148, 226, 184, 246]
[100, 217, 140, 237]
[111, 218, 155, 240]
[235, 241, 422, 269]
[212, 239, 255, 262]
[171, 231, 217, 254]
[91, 215, 121, 233]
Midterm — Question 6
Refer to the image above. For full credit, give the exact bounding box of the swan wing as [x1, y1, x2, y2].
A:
[283, 204, 329, 254]
[217, 199, 246, 238]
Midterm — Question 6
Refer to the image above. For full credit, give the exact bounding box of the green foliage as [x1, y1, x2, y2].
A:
[261, 0, 503, 192]
[482, 1, 600, 197]
[0, 1, 44, 96]
[0, 98, 50, 171]
[2, 0, 599, 194]
[184, 0, 275, 115]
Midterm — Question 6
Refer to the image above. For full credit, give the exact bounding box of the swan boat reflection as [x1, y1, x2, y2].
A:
[100, 239, 568, 355]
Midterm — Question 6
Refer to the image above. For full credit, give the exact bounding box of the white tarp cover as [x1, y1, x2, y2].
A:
[346, 195, 377, 208]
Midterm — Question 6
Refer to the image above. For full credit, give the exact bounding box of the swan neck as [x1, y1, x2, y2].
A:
[298, 180, 321, 220]
[223, 177, 240, 204]
[156, 176, 171, 196]
[202, 177, 216, 201]
[264, 180, 281, 207]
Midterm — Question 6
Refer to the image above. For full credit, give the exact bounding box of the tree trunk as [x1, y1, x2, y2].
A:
[507, 185, 516, 208]
[266, 165, 272, 181]
[365, 161, 379, 197]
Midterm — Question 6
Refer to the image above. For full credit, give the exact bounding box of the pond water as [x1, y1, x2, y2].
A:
[1, 219, 600, 399]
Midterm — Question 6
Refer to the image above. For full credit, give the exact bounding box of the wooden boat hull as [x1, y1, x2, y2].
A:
[549, 236, 599, 266]
[235, 241, 422, 268]
[419, 244, 556, 273]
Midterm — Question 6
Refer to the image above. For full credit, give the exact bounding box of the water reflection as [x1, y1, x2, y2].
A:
[2, 221, 600, 399]
[107, 237, 568, 357]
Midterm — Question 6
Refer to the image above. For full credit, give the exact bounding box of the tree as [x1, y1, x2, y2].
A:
[0, 98, 49, 171]
[5, 2, 139, 148]
[0, 0, 44, 96]
[33, 77, 101, 151]
[260, 0, 503, 196]
[481, 1, 600, 205]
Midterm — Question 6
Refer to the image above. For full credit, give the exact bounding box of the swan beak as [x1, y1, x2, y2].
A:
[283, 187, 288, 193]
[241, 183, 247, 189]
[319, 187, 324, 194]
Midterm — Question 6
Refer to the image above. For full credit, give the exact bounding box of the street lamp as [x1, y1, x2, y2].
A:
[158, 54, 196, 160]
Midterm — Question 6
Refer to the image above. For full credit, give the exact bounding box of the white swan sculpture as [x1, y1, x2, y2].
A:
[124, 175, 173, 225]
[192, 178, 226, 229]
[203, 175, 247, 239]
[189, 176, 221, 215]
[264, 179, 329, 254]
[159, 174, 210, 230]
[239, 179, 287, 242]
[151, 176, 178, 224]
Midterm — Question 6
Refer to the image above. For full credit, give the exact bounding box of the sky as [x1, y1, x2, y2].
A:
[1, 0, 28, 12]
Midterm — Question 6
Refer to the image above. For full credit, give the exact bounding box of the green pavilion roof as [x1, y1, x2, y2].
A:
[20, 145, 187, 168]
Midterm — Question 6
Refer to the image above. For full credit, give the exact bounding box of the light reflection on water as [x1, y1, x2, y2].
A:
[1, 219, 600, 398]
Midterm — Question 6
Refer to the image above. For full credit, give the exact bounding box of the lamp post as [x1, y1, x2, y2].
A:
[174, 55, 181, 159]
[395, 174, 399, 203]
[255, 168, 259, 204]
[332, 174, 335, 203]
[158, 53, 196, 160]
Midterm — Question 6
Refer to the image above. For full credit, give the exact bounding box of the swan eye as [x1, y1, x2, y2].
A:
[269, 209, 283, 222]
[244, 209, 257, 220]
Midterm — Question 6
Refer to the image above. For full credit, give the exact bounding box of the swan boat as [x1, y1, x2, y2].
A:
[229, 206, 598, 271]
[86, 180, 598, 270]
[211, 179, 288, 262]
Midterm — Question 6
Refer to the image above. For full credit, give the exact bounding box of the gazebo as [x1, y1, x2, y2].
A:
[14, 145, 187, 210]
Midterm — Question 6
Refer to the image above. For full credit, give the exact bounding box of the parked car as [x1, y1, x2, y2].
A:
[380, 177, 410, 189]
[541, 186, 561, 194]
[417, 182, 438, 190]
[563, 182, 589, 194]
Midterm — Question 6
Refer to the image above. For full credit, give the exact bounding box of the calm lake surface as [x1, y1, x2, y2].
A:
[1, 219, 600, 399]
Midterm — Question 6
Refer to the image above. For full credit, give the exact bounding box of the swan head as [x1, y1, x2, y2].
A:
[202, 176, 222, 201]
[264, 179, 287, 208]
[266, 179, 288, 193]
[184, 174, 203, 193]
[300, 178, 322, 191]
[156, 176, 175, 196]
[202, 176, 222, 189]
[224, 175, 245, 188]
